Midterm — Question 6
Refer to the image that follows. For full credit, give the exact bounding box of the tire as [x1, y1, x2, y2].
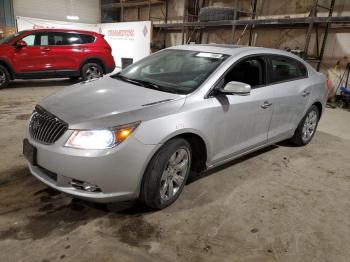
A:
[140, 138, 192, 210]
[0, 64, 10, 89]
[291, 105, 320, 146]
[198, 7, 238, 22]
[81, 63, 104, 81]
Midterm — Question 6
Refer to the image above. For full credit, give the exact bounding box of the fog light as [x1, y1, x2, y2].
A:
[70, 179, 101, 192]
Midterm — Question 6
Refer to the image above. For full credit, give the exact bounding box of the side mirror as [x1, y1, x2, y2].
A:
[16, 40, 27, 48]
[220, 81, 251, 96]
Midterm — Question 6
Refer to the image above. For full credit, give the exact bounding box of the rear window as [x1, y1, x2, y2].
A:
[65, 33, 83, 45]
[79, 34, 95, 44]
[49, 32, 84, 45]
[270, 55, 308, 83]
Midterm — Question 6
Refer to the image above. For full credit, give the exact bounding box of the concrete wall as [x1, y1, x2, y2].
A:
[13, 0, 101, 23]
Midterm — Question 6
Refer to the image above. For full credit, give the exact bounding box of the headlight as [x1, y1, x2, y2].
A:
[65, 121, 140, 150]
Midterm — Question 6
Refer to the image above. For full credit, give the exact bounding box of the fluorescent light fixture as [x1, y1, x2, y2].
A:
[67, 15, 79, 20]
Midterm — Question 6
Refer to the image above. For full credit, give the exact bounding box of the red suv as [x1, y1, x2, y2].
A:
[0, 29, 115, 89]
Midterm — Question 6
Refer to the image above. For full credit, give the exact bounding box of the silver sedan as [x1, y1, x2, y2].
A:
[23, 44, 328, 209]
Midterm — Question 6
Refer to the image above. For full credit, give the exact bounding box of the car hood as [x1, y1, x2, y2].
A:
[39, 77, 185, 129]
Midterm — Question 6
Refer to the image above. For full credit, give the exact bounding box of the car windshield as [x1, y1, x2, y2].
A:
[0, 31, 22, 44]
[112, 49, 229, 94]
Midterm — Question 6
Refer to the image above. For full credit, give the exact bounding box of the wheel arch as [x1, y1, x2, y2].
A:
[137, 130, 209, 200]
[80, 57, 106, 74]
[0, 58, 14, 79]
[312, 101, 323, 118]
[153, 128, 210, 172]
[171, 132, 208, 173]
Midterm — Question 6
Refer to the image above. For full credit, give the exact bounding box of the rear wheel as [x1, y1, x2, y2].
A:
[81, 63, 103, 81]
[140, 138, 192, 210]
[0, 65, 10, 89]
[291, 105, 319, 146]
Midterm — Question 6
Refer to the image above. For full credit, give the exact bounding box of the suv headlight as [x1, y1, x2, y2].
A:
[65, 121, 140, 150]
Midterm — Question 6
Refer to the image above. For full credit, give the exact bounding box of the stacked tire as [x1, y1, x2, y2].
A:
[198, 7, 239, 22]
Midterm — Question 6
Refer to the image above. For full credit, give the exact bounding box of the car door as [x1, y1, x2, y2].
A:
[13, 32, 51, 73]
[47, 32, 84, 71]
[209, 55, 274, 164]
[266, 55, 311, 142]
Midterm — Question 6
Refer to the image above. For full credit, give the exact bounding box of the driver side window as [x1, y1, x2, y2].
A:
[21, 34, 35, 46]
[223, 56, 266, 88]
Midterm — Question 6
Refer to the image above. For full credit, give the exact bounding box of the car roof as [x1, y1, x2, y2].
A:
[168, 44, 306, 63]
[21, 28, 99, 35]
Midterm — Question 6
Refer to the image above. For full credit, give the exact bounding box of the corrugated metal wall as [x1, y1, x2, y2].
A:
[13, 0, 101, 23]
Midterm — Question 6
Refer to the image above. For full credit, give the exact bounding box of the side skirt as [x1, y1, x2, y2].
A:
[206, 134, 293, 170]
[14, 70, 80, 79]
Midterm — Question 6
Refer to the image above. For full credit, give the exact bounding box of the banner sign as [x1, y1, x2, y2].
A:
[16, 16, 151, 69]
[99, 22, 151, 70]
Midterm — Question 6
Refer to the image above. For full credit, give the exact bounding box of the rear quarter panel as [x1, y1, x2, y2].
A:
[305, 67, 328, 117]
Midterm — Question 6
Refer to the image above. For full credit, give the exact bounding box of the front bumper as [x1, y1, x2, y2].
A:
[25, 130, 157, 203]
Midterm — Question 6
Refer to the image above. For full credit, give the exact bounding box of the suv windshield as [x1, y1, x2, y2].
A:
[113, 49, 228, 94]
[0, 31, 23, 44]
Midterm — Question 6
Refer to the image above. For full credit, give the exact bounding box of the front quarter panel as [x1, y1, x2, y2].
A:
[132, 95, 215, 161]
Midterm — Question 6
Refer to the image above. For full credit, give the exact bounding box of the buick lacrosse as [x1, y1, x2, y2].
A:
[24, 44, 327, 209]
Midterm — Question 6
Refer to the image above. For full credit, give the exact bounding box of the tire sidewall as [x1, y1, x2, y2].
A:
[295, 105, 320, 145]
[141, 138, 192, 209]
[81, 63, 103, 81]
[0, 65, 10, 89]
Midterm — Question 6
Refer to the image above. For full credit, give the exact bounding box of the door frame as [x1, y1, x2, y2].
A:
[205, 53, 270, 98]
[265, 54, 309, 86]
[206, 54, 275, 165]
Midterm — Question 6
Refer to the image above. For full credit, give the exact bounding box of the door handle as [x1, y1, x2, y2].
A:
[42, 47, 51, 52]
[302, 90, 310, 97]
[261, 101, 272, 109]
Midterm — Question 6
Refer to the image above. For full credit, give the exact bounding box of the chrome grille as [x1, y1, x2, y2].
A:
[29, 105, 68, 144]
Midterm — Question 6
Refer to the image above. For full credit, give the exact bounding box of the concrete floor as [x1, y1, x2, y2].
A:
[0, 79, 350, 262]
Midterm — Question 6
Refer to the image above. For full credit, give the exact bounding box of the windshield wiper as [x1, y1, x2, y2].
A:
[112, 74, 143, 86]
[113, 74, 162, 90]
[135, 79, 162, 90]
[112, 74, 185, 94]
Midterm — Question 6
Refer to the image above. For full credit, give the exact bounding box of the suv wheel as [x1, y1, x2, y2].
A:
[81, 63, 103, 81]
[291, 105, 319, 146]
[0, 65, 10, 89]
[140, 138, 192, 209]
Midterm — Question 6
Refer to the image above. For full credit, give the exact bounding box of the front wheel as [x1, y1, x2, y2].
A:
[0, 65, 10, 89]
[291, 105, 320, 146]
[81, 63, 103, 81]
[140, 138, 192, 210]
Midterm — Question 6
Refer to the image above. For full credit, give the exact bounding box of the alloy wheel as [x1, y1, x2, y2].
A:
[160, 148, 190, 201]
[0, 69, 6, 85]
[302, 109, 318, 143]
[86, 66, 102, 80]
